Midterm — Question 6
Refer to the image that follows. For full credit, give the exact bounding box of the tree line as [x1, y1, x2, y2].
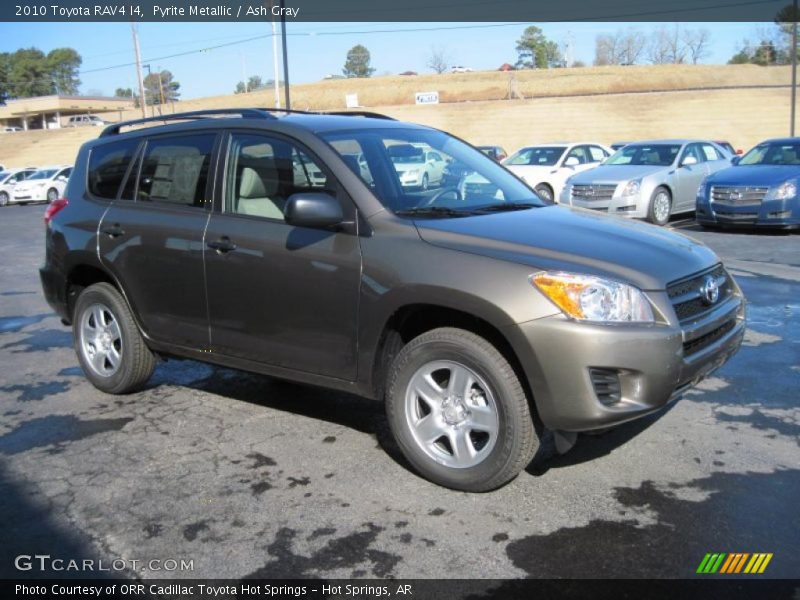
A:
[0, 47, 82, 101]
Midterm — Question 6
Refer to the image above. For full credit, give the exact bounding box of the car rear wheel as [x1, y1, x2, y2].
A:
[385, 327, 539, 491]
[47, 188, 59, 203]
[0, 192, 8, 206]
[421, 173, 429, 191]
[534, 184, 554, 204]
[73, 283, 156, 394]
[648, 186, 672, 226]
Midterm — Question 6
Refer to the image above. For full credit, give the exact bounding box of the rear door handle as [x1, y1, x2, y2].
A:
[101, 223, 124, 238]
[206, 237, 237, 254]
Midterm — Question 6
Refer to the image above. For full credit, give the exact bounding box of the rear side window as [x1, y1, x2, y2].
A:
[88, 139, 139, 200]
[138, 134, 215, 207]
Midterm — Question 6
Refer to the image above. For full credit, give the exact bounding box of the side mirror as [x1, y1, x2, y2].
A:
[564, 156, 580, 167]
[682, 155, 698, 167]
[284, 192, 343, 229]
[731, 156, 741, 165]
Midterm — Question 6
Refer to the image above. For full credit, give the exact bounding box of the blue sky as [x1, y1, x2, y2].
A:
[0, 21, 773, 99]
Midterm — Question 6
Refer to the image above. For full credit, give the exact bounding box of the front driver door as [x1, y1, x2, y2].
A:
[203, 131, 362, 380]
[674, 143, 710, 211]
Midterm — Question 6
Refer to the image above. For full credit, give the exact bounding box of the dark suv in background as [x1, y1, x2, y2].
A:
[41, 109, 745, 491]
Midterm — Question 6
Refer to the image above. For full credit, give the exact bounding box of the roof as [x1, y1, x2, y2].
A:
[758, 137, 800, 144]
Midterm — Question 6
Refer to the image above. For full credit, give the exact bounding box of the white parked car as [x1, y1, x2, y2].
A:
[503, 142, 613, 203]
[1, 127, 22, 133]
[66, 114, 107, 127]
[0, 167, 38, 206]
[12, 165, 72, 204]
[388, 143, 447, 190]
[450, 65, 474, 73]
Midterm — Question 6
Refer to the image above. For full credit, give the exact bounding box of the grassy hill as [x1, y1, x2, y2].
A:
[0, 64, 793, 168]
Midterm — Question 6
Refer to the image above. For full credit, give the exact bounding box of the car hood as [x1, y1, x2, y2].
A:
[414, 205, 718, 290]
[707, 165, 800, 186]
[506, 164, 558, 174]
[568, 164, 669, 184]
[393, 162, 425, 170]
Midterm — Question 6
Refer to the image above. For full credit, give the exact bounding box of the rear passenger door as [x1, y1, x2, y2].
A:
[203, 131, 362, 379]
[98, 132, 218, 349]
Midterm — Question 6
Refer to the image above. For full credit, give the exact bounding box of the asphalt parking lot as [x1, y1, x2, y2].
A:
[0, 204, 797, 582]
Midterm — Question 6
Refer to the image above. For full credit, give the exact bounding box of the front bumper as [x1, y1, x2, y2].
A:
[504, 284, 745, 432]
[697, 194, 800, 229]
[565, 187, 650, 219]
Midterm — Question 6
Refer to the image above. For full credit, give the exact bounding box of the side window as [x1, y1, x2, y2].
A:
[225, 133, 335, 221]
[566, 146, 588, 164]
[138, 134, 215, 207]
[59, 168, 72, 179]
[87, 139, 139, 200]
[429, 152, 443, 162]
[683, 144, 704, 164]
[507, 149, 533, 165]
[588, 146, 607, 162]
[701, 144, 721, 161]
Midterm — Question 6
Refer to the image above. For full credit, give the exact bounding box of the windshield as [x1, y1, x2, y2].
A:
[27, 169, 57, 180]
[739, 142, 800, 166]
[321, 128, 543, 216]
[505, 147, 566, 167]
[0, 171, 9, 182]
[605, 144, 681, 167]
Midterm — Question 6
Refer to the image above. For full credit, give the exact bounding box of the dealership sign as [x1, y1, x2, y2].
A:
[415, 91, 439, 105]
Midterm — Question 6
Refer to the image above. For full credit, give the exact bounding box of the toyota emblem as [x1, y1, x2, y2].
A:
[700, 275, 720, 305]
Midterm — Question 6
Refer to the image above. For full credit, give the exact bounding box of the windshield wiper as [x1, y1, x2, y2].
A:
[474, 202, 539, 213]
[395, 206, 476, 218]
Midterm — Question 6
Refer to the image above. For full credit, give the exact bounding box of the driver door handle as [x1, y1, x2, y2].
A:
[207, 237, 237, 254]
[101, 223, 124, 238]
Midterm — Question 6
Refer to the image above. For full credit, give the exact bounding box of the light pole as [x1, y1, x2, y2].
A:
[143, 64, 154, 117]
[792, 0, 798, 136]
[279, 0, 290, 110]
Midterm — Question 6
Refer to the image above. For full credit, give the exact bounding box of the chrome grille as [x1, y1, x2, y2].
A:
[571, 184, 617, 202]
[667, 265, 733, 323]
[710, 186, 768, 207]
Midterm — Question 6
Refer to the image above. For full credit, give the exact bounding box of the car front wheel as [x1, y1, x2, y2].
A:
[386, 327, 539, 491]
[0, 192, 8, 206]
[534, 184, 554, 204]
[648, 186, 672, 226]
[73, 283, 156, 394]
[47, 188, 59, 203]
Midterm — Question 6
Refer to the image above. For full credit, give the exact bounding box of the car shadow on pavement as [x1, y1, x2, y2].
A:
[527, 402, 678, 477]
[0, 462, 114, 579]
[177, 364, 414, 474]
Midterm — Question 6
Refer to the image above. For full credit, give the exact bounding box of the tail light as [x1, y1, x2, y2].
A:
[44, 197, 68, 224]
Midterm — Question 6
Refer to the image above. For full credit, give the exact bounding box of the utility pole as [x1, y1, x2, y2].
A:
[271, 8, 281, 108]
[241, 52, 248, 93]
[792, 0, 798, 136]
[130, 23, 147, 118]
[157, 66, 165, 115]
[279, 0, 290, 109]
[143, 64, 154, 117]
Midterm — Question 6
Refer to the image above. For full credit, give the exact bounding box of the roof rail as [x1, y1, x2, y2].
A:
[99, 108, 274, 137]
[100, 106, 395, 137]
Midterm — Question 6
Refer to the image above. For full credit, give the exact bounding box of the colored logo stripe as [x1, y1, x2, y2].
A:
[697, 553, 773, 574]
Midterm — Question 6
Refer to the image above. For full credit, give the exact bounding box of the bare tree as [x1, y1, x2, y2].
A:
[682, 29, 711, 64]
[595, 29, 646, 66]
[427, 46, 450, 74]
[649, 25, 686, 64]
[619, 29, 647, 65]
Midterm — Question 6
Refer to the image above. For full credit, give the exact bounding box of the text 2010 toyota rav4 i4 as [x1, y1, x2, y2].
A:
[40, 109, 745, 491]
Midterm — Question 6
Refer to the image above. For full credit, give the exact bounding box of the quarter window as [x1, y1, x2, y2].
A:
[138, 134, 215, 207]
[87, 139, 139, 200]
[701, 144, 721, 161]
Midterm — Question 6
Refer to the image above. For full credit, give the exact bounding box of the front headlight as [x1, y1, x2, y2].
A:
[621, 179, 641, 197]
[532, 271, 655, 323]
[766, 180, 797, 201]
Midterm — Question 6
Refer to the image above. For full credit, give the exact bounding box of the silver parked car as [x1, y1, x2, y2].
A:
[561, 140, 732, 225]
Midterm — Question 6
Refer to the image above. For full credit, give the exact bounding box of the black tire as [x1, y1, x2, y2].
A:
[647, 186, 672, 226]
[73, 282, 156, 394]
[421, 173, 429, 191]
[47, 188, 59, 203]
[385, 327, 539, 492]
[0, 191, 8, 207]
[534, 184, 554, 204]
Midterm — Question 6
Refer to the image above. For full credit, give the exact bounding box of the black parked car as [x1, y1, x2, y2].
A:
[41, 109, 744, 491]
